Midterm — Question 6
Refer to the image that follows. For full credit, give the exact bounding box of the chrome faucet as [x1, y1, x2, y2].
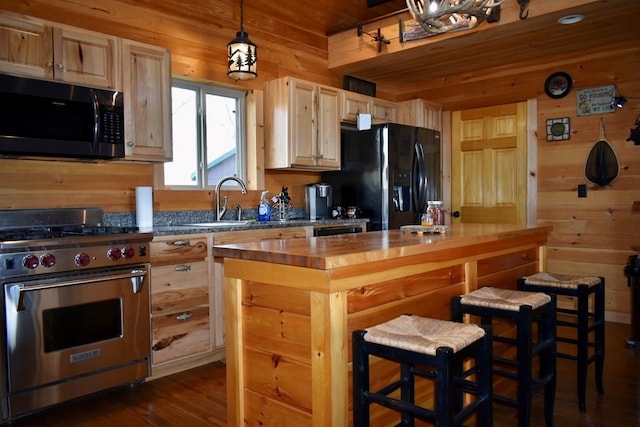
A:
[215, 176, 248, 220]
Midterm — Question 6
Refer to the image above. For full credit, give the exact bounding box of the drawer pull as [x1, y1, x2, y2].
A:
[172, 240, 190, 247]
[174, 265, 191, 272]
[176, 312, 192, 321]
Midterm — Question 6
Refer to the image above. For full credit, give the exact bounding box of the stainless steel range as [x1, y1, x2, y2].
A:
[0, 208, 152, 422]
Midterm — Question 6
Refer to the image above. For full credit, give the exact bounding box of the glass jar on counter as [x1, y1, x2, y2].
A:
[426, 201, 445, 226]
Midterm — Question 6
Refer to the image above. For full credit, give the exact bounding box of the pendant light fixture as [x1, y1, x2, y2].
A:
[227, 0, 257, 80]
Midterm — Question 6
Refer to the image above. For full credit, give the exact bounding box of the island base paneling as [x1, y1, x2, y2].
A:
[219, 225, 551, 426]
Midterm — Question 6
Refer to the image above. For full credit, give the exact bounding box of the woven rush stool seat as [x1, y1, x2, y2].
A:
[451, 287, 556, 427]
[518, 272, 605, 412]
[352, 314, 492, 427]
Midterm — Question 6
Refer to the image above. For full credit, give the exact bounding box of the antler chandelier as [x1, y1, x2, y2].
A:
[406, 0, 505, 35]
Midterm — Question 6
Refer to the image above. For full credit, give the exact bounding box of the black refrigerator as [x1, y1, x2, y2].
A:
[322, 123, 441, 231]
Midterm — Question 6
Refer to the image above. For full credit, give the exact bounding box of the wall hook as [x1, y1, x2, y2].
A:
[357, 23, 391, 53]
[518, 0, 530, 20]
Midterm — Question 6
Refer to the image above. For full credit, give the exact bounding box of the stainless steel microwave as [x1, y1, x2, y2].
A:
[0, 74, 124, 160]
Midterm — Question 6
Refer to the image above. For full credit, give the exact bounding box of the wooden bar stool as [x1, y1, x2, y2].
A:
[518, 272, 605, 412]
[352, 314, 493, 427]
[451, 287, 556, 427]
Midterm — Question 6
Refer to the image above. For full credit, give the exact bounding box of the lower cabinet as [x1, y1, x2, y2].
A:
[149, 234, 223, 379]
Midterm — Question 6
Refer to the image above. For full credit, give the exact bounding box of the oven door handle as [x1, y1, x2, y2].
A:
[7, 269, 148, 312]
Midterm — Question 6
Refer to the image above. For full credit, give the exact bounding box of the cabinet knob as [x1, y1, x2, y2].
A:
[452, 211, 461, 218]
[174, 265, 191, 272]
[56, 63, 64, 71]
[45, 62, 53, 68]
[127, 141, 135, 147]
[171, 240, 190, 247]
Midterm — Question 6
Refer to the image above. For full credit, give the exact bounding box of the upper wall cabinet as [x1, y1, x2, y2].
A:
[122, 40, 172, 162]
[0, 11, 118, 89]
[395, 99, 443, 131]
[265, 77, 340, 171]
[340, 90, 396, 124]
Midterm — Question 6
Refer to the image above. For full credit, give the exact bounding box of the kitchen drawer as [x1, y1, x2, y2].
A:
[151, 306, 210, 365]
[150, 236, 208, 266]
[213, 226, 311, 245]
[151, 261, 209, 314]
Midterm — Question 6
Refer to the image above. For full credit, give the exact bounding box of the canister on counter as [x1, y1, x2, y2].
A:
[426, 201, 445, 225]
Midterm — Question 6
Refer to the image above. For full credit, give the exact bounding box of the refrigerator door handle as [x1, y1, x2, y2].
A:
[413, 142, 427, 217]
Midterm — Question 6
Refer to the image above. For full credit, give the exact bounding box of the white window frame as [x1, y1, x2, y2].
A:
[164, 78, 246, 189]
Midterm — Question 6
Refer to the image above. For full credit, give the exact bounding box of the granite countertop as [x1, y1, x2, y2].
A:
[151, 218, 369, 236]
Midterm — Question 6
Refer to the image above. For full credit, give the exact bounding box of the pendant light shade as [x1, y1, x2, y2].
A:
[227, 0, 257, 80]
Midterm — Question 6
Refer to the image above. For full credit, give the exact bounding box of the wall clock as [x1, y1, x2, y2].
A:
[544, 72, 573, 99]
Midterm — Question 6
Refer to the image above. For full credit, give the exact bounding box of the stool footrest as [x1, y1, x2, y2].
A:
[366, 391, 434, 421]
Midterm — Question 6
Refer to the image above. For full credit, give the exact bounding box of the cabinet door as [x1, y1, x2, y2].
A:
[54, 27, 118, 89]
[122, 40, 172, 162]
[0, 13, 53, 79]
[340, 90, 371, 123]
[371, 98, 396, 124]
[317, 86, 340, 169]
[290, 79, 317, 167]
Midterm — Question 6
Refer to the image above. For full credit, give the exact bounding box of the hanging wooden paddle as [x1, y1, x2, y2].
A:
[585, 117, 619, 186]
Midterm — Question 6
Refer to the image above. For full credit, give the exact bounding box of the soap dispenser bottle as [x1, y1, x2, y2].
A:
[258, 190, 271, 222]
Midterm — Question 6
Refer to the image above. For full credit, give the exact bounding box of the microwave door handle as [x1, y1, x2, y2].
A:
[90, 88, 100, 151]
[6, 269, 147, 311]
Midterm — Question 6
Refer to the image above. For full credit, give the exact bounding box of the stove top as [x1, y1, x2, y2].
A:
[0, 225, 142, 242]
[0, 208, 152, 279]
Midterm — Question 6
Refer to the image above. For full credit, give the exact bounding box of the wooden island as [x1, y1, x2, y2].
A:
[212, 223, 552, 426]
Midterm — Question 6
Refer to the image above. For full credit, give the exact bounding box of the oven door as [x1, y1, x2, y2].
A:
[3, 265, 150, 393]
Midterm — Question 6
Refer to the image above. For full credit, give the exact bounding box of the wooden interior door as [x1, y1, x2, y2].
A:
[451, 102, 527, 224]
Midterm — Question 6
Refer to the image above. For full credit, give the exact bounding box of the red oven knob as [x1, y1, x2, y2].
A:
[121, 247, 135, 259]
[75, 252, 91, 267]
[40, 253, 56, 268]
[107, 248, 122, 261]
[22, 254, 39, 269]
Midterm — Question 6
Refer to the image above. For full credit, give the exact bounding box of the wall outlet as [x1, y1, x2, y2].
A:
[578, 184, 587, 198]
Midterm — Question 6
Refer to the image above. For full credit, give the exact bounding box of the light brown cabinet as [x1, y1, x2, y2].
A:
[395, 99, 443, 131]
[340, 90, 396, 124]
[122, 40, 172, 162]
[265, 77, 340, 170]
[0, 11, 118, 89]
[149, 234, 222, 379]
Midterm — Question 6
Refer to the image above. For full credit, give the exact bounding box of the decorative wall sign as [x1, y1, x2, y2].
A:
[577, 85, 616, 116]
[546, 117, 570, 141]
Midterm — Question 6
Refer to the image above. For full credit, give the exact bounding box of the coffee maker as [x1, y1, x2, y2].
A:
[305, 183, 332, 220]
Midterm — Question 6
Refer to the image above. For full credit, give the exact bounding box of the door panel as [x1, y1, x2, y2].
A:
[452, 102, 527, 224]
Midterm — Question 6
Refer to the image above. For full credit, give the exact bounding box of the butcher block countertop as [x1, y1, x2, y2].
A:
[212, 223, 552, 270]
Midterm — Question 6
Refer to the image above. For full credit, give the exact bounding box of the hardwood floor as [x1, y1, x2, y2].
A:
[8, 321, 640, 426]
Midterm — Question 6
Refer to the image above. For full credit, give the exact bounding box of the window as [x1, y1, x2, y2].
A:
[164, 79, 246, 188]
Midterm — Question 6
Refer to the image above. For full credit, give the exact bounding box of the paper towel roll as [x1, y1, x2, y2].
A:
[135, 186, 153, 231]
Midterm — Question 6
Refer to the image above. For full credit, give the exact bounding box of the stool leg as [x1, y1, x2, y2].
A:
[400, 361, 415, 426]
[517, 307, 533, 427]
[595, 278, 605, 395]
[542, 296, 556, 427]
[478, 326, 493, 427]
[577, 286, 589, 412]
[435, 347, 454, 427]
[352, 331, 370, 427]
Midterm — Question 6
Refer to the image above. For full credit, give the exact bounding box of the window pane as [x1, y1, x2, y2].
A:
[205, 94, 237, 186]
[164, 87, 199, 186]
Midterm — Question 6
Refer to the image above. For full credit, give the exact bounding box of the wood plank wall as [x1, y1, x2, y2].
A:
[0, 1, 638, 320]
[534, 48, 640, 323]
